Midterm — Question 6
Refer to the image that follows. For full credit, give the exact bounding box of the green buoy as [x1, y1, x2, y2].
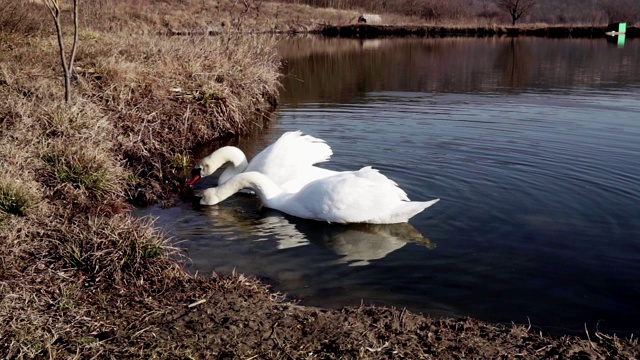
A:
[606, 22, 626, 48]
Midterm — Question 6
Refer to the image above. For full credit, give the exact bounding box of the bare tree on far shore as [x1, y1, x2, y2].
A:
[601, 0, 640, 23]
[493, 0, 537, 25]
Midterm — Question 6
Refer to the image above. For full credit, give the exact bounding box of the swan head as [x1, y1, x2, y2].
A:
[187, 146, 248, 187]
[197, 188, 223, 205]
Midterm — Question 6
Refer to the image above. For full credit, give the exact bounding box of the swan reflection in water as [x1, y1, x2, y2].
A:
[199, 197, 436, 267]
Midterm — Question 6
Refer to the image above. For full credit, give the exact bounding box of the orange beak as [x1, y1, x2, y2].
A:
[187, 168, 201, 187]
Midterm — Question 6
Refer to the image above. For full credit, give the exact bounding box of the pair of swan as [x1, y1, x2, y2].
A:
[187, 131, 439, 224]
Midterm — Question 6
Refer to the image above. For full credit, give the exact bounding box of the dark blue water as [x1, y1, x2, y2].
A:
[138, 37, 640, 336]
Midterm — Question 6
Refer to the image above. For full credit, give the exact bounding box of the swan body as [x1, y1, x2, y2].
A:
[188, 131, 336, 192]
[199, 166, 439, 224]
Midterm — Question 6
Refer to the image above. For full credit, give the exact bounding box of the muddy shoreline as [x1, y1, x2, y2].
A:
[318, 24, 639, 39]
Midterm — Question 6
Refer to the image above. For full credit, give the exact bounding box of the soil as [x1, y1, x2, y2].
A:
[74, 274, 638, 359]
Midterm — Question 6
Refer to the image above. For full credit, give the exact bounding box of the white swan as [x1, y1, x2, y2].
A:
[198, 166, 439, 224]
[187, 131, 336, 192]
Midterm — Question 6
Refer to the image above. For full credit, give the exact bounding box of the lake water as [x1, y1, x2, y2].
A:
[138, 36, 640, 336]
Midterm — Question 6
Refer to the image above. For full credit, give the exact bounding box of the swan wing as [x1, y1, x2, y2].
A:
[247, 131, 333, 187]
[280, 166, 337, 193]
[352, 166, 409, 200]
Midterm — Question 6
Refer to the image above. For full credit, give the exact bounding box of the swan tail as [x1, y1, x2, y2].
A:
[292, 132, 333, 165]
[356, 166, 409, 200]
[386, 198, 440, 223]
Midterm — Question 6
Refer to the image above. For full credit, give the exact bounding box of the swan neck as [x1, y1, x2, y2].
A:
[222, 172, 282, 204]
[217, 147, 249, 183]
[227, 147, 249, 169]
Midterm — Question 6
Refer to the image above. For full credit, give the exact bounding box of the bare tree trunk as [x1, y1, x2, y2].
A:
[45, 0, 79, 105]
[48, 4, 69, 102]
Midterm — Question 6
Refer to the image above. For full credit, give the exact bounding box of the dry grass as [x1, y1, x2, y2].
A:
[77, 0, 360, 34]
[0, 211, 183, 358]
[0, 0, 49, 36]
[0, 53, 184, 356]
[1, 0, 283, 223]
[73, 33, 281, 204]
[0, 0, 284, 205]
[0, 0, 281, 357]
[54, 214, 184, 286]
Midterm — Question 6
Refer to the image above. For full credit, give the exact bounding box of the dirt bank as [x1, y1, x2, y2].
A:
[319, 23, 640, 39]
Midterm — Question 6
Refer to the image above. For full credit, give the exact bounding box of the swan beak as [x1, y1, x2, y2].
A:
[187, 168, 201, 187]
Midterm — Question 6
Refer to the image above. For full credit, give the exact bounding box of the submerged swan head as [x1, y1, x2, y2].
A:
[187, 146, 248, 187]
[198, 172, 282, 206]
[199, 187, 224, 206]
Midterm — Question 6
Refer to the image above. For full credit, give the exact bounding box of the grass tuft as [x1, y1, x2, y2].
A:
[0, 182, 32, 217]
[63, 239, 87, 270]
[169, 153, 191, 171]
[53, 287, 74, 311]
[55, 215, 183, 286]
[42, 152, 108, 194]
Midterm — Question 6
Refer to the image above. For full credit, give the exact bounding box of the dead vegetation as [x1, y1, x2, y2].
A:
[0, 0, 639, 358]
[275, 0, 640, 25]
[77, 0, 359, 34]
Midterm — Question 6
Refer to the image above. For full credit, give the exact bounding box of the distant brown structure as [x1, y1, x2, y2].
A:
[357, 14, 382, 24]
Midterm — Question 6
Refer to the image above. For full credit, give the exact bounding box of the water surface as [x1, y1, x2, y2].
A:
[139, 36, 640, 335]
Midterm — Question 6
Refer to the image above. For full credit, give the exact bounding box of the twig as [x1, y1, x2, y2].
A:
[535, 344, 553, 353]
[188, 299, 207, 308]
[366, 342, 389, 352]
[132, 326, 153, 339]
[584, 323, 596, 349]
[265, 321, 279, 341]
[88, 350, 104, 360]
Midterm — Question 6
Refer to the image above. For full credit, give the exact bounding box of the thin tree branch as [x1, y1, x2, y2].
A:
[68, 0, 79, 77]
[44, 0, 58, 19]
[45, 0, 73, 104]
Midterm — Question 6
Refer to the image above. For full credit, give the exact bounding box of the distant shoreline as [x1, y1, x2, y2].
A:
[317, 24, 639, 39]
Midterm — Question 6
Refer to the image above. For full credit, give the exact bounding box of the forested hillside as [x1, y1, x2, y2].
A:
[274, 0, 639, 25]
